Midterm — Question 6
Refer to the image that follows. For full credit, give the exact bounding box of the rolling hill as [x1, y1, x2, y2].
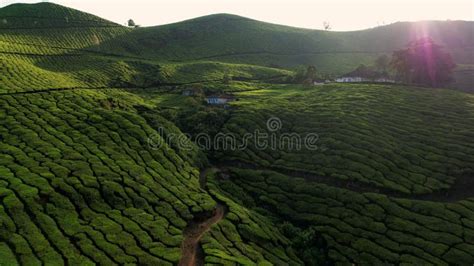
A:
[1, 2, 472, 91]
[140, 82, 474, 264]
[0, 2, 473, 265]
[0, 3, 291, 93]
[89, 12, 473, 90]
[98, 13, 474, 64]
[0, 89, 303, 265]
[0, 2, 120, 28]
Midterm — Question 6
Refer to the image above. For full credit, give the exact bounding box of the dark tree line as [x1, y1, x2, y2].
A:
[293, 37, 456, 88]
[391, 37, 456, 87]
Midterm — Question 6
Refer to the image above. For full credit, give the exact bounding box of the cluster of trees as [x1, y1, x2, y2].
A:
[391, 37, 456, 87]
[345, 63, 388, 80]
[293, 65, 321, 85]
[280, 222, 330, 264]
[127, 19, 140, 28]
[293, 37, 456, 88]
[374, 37, 456, 87]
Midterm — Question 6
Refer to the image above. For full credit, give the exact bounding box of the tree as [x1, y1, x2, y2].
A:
[375, 54, 390, 73]
[303, 65, 317, 86]
[127, 19, 136, 27]
[323, 21, 331, 31]
[306, 65, 317, 81]
[353, 64, 377, 79]
[390, 49, 411, 83]
[390, 37, 456, 87]
[280, 223, 330, 264]
[293, 66, 307, 83]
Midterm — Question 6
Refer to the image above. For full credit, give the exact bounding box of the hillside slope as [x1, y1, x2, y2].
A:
[0, 2, 120, 28]
[216, 84, 474, 194]
[0, 89, 301, 265]
[1, 3, 474, 265]
[102, 14, 473, 61]
[1, 3, 472, 90]
[95, 14, 473, 85]
[0, 4, 291, 93]
[146, 83, 474, 264]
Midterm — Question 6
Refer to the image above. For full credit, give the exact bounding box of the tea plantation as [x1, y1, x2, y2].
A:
[1, 2, 474, 265]
[217, 84, 474, 194]
[214, 167, 474, 264]
[0, 89, 300, 265]
[0, 2, 290, 93]
[0, 40, 291, 93]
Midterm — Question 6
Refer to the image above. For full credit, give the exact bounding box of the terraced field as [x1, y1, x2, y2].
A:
[217, 84, 474, 194]
[0, 3, 134, 93]
[0, 37, 290, 94]
[0, 89, 301, 265]
[214, 167, 474, 264]
[0, 89, 212, 264]
[193, 83, 474, 264]
[1, 2, 473, 265]
[132, 82, 474, 264]
[1, 83, 470, 265]
[0, 3, 290, 94]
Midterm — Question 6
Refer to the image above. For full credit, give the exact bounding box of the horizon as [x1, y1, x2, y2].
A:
[0, 0, 472, 31]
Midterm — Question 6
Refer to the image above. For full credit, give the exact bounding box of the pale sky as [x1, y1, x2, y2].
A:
[0, 0, 472, 31]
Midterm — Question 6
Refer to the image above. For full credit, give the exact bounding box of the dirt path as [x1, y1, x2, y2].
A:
[216, 160, 474, 203]
[178, 168, 227, 266]
[177, 159, 473, 266]
[178, 204, 226, 266]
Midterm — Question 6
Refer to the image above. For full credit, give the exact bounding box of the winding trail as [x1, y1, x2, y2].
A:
[216, 160, 474, 203]
[179, 159, 472, 264]
[178, 168, 227, 266]
[178, 204, 226, 266]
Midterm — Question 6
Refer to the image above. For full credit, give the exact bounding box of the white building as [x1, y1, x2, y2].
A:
[206, 95, 235, 105]
[335, 77, 369, 83]
[374, 78, 396, 83]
